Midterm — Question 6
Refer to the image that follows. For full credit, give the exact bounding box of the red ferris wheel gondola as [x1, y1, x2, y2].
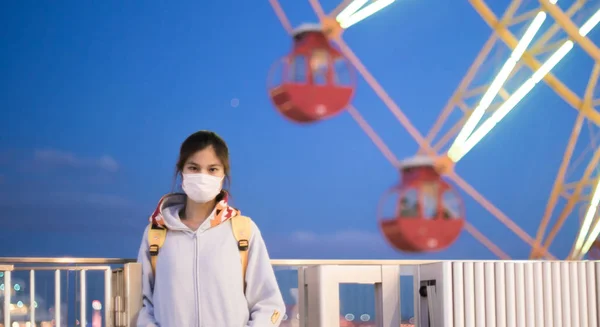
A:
[268, 23, 355, 123]
[378, 156, 465, 252]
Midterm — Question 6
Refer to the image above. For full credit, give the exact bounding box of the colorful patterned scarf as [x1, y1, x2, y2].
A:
[149, 191, 240, 228]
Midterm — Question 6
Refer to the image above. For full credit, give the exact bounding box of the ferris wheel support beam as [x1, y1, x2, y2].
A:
[531, 64, 600, 258]
[530, 64, 600, 259]
[538, 143, 600, 257]
[469, 0, 600, 126]
[423, 0, 587, 153]
[510, 8, 541, 26]
[559, 176, 600, 207]
[563, 178, 599, 193]
[565, 123, 600, 178]
[529, 1, 586, 54]
[449, 4, 600, 162]
[529, 113, 586, 259]
[430, 89, 509, 153]
[421, 35, 500, 153]
[539, 0, 600, 64]
[570, 173, 600, 259]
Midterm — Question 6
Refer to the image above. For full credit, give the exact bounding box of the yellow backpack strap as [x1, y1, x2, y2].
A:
[146, 194, 170, 277]
[147, 223, 167, 276]
[231, 215, 252, 292]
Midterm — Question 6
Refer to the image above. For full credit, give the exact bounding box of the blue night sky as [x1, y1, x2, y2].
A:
[1, 0, 599, 262]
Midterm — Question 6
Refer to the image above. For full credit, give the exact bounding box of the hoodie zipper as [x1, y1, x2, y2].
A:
[193, 234, 200, 327]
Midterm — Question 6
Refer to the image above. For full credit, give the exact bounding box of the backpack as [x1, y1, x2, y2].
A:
[147, 215, 253, 291]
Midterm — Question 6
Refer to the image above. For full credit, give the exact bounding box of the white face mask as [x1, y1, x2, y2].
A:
[181, 173, 224, 204]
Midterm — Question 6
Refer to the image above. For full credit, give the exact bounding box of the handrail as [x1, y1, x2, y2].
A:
[0, 257, 442, 265]
[0, 257, 135, 264]
[0, 257, 587, 266]
[270, 259, 439, 265]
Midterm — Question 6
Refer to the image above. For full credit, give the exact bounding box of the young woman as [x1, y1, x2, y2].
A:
[136, 130, 286, 327]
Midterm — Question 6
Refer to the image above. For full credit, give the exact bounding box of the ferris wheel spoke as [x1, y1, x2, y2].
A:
[333, 37, 434, 153]
[346, 105, 401, 167]
[464, 222, 511, 259]
[268, 0, 294, 35]
[448, 172, 557, 259]
[307, 0, 326, 20]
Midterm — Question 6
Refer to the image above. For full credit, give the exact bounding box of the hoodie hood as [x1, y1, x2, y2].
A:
[148, 192, 241, 230]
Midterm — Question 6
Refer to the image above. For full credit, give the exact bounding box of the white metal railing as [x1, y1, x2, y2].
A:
[1, 258, 599, 327]
[0, 258, 132, 327]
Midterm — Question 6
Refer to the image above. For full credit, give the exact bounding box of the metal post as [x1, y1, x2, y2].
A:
[105, 268, 113, 327]
[124, 263, 143, 327]
[81, 269, 87, 327]
[297, 266, 307, 327]
[3, 268, 12, 327]
[55, 270, 61, 327]
[30, 270, 35, 326]
[374, 265, 401, 327]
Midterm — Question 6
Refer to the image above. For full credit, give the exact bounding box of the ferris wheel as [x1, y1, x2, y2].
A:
[268, 0, 600, 260]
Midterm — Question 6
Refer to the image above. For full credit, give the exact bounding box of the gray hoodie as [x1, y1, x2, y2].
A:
[136, 194, 286, 327]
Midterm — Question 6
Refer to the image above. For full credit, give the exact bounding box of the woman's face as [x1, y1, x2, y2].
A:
[182, 146, 226, 178]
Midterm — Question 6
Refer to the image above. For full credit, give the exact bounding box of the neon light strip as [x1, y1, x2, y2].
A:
[448, 9, 552, 161]
[336, 0, 396, 29]
[336, 0, 369, 23]
[448, 8, 600, 162]
[574, 176, 600, 258]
